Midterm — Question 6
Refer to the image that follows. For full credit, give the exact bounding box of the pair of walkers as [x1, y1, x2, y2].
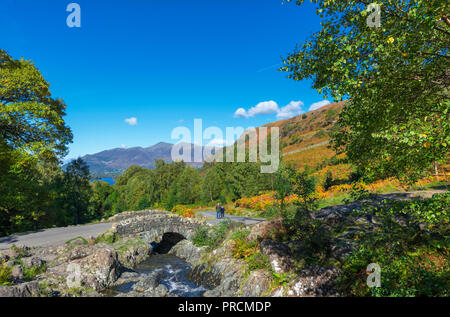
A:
[216, 203, 225, 219]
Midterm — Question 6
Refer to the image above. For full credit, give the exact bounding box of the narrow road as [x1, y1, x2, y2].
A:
[0, 223, 112, 250]
[0, 212, 265, 250]
[196, 211, 265, 226]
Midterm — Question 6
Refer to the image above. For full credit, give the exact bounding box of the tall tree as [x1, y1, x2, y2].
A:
[63, 158, 92, 225]
[281, 1, 449, 181]
[0, 50, 72, 234]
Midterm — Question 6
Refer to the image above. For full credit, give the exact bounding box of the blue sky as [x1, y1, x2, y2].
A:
[1, 0, 329, 159]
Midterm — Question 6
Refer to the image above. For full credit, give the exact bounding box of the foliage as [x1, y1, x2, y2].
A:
[374, 193, 449, 234]
[23, 263, 46, 281]
[192, 220, 239, 250]
[95, 231, 119, 244]
[282, 207, 333, 263]
[274, 164, 297, 211]
[338, 209, 449, 297]
[230, 238, 270, 271]
[0, 50, 72, 162]
[293, 170, 318, 211]
[344, 182, 374, 204]
[323, 170, 334, 190]
[171, 205, 195, 218]
[0, 261, 12, 286]
[282, 0, 450, 182]
[65, 236, 88, 245]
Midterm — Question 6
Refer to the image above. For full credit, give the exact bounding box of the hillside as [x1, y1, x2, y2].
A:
[211, 101, 350, 181]
[72, 142, 215, 175]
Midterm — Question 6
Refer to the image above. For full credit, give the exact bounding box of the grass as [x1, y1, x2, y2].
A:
[65, 236, 88, 245]
[0, 261, 12, 286]
[316, 194, 350, 209]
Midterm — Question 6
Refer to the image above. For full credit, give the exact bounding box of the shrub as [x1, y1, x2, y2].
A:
[338, 200, 449, 297]
[323, 170, 334, 191]
[23, 263, 47, 281]
[231, 238, 270, 271]
[192, 220, 239, 249]
[0, 261, 12, 286]
[95, 231, 119, 244]
[171, 205, 195, 218]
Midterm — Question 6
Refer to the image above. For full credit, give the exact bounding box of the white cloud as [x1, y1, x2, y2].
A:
[120, 144, 126, 148]
[309, 100, 331, 112]
[247, 100, 279, 117]
[235, 100, 307, 120]
[277, 101, 305, 119]
[124, 117, 138, 126]
[234, 101, 279, 118]
[234, 108, 248, 118]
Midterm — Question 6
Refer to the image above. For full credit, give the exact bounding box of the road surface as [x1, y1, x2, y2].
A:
[0, 212, 265, 250]
[0, 223, 112, 250]
[197, 211, 265, 226]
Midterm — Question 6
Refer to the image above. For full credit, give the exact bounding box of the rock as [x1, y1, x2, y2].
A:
[56, 245, 94, 263]
[11, 265, 24, 280]
[115, 238, 151, 269]
[112, 271, 140, 287]
[260, 240, 293, 274]
[74, 248, 120, 290]
[0, 281, 40, 297]
[4, 260, 16, 268]
[2, 249, 20, 259]
[132, 271, 163, 292]
[241, 270, 272, 297]
[22, 256, 44, 269]
[144, 284, 169, 297]
[168, 239, 203, 264]
[247, 219, 283, 241]
[0, 251, 8, 263]
[330, 239, 356, 261]
[286, 266, 340, 297]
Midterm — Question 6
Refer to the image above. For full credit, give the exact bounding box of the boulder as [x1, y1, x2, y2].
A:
[0, 281, 40, 297]
[73, 248, 120, 290]
[11, 265, 24, 280]
[2, 249, 20, 260]
[247, 219, 283, 241]
[241, 270, 272, 297]
[260, 240, 294, 274]
[286, 265, 340, 297]
[132, 271, 163, 292]
[22, 256, 44, 269]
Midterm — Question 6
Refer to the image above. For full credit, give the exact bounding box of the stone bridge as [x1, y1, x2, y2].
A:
[110, 210, 204, 244]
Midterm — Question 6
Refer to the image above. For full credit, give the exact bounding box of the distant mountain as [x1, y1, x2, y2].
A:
[70, 142, 216, 175]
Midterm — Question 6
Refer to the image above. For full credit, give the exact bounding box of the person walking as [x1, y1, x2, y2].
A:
[216, 203, 221, 219]
[220, 205, 225, 219]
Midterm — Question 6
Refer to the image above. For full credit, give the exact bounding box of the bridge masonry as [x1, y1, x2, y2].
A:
[110, 210, 205, 243]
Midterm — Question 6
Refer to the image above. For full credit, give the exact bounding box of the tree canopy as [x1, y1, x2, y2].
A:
[281, 0, 449, 181]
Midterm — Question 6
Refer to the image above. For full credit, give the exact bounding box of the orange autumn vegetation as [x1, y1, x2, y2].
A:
[233, 175, 449, 212]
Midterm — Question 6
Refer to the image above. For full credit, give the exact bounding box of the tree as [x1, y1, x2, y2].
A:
[201, 168, 221, 202]
[323, 170, 334, 191]
[88, 180, 114, 220]
[274, 164, 296, 213]
[63, 158, 92, 225]
[0, 50, 72, 164]
[281, 1, 449, 181]
[0, 50, 72, 235]
[293, 171, 317, 213]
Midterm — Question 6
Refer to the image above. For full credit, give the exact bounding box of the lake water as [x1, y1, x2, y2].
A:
[91, 177, 115, 185]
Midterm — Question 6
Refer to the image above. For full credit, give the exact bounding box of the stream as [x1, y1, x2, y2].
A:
[107, 253, 207, 297]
